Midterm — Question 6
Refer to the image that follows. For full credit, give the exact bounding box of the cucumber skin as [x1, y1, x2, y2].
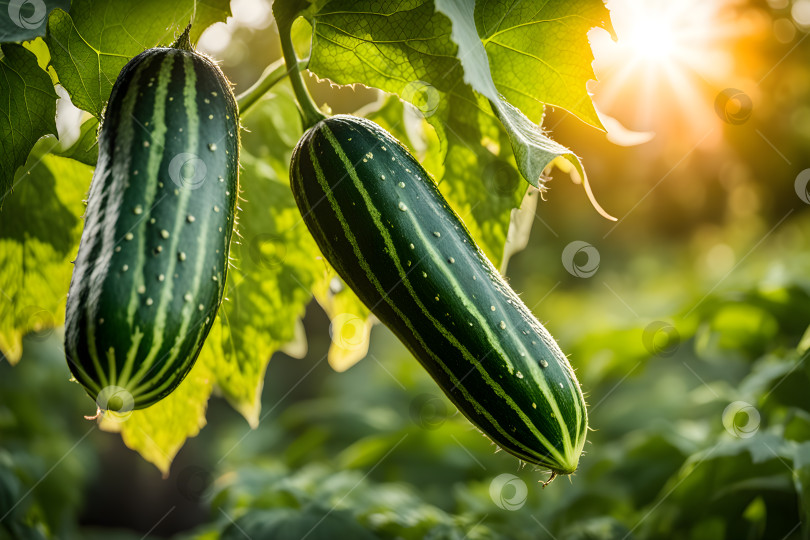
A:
[64, 46, 239, 410]
[290, 115, 587, 474]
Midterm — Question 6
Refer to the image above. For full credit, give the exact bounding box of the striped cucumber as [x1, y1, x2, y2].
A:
[291, 115, 587, 476]
[64, 30, 239, 411]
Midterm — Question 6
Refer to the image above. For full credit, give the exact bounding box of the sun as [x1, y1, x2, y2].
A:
[591, 0, 747, 138]
[625, 17, 678, 62]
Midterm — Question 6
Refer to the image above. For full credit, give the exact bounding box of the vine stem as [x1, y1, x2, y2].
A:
[236, 57, 307, 117]
[277, 19, 325, 129]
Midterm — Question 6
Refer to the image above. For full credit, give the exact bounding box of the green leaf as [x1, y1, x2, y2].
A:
[55, 116, 99, 166]
[0, 146, 92, 363]
[222, 506, 377, 540]
[475, 0, 612, 127]
[307, 0, 611, 127]
[436, 0, 615, 219]
[45, 0, 231, 118]
[0, 43, 58, 201]
[0, 0, 69, 42]
[307, 1, 459, 120]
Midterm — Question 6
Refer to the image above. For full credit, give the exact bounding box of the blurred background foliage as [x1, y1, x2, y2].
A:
[3, 0, 810, 538]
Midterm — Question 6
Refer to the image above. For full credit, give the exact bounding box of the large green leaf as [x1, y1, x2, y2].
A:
[0, 43, 58, 201]
[45, 0, 231, 117]
[436, 0, 615, 219]
[306, 0, 610, 126]
[0, 142, 91, 363]
[475, 0, 612, 127]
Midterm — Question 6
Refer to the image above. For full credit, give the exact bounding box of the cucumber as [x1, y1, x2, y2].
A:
[64, 31, 239, 411]
[290, 115, 587, 475]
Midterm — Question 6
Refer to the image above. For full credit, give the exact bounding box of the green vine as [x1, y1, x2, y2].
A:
[236, 57, 307, 117]
[277, 19, 325, 129]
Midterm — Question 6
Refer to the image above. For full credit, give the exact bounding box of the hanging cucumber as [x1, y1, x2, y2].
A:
[64, 27, 239, 411]
[290, 115, 588, 476]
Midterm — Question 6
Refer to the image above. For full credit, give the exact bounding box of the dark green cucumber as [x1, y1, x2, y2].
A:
[291, 115, 587, 475]
[64, 34, 239, 411]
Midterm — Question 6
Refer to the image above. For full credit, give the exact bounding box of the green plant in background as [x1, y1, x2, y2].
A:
[1, 0, 810, 539]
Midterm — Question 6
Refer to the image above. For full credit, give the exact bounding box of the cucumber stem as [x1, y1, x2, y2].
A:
[236, 57, 307, 117]
[278, 20, 325, 128]
[172, 23, 193, 51]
